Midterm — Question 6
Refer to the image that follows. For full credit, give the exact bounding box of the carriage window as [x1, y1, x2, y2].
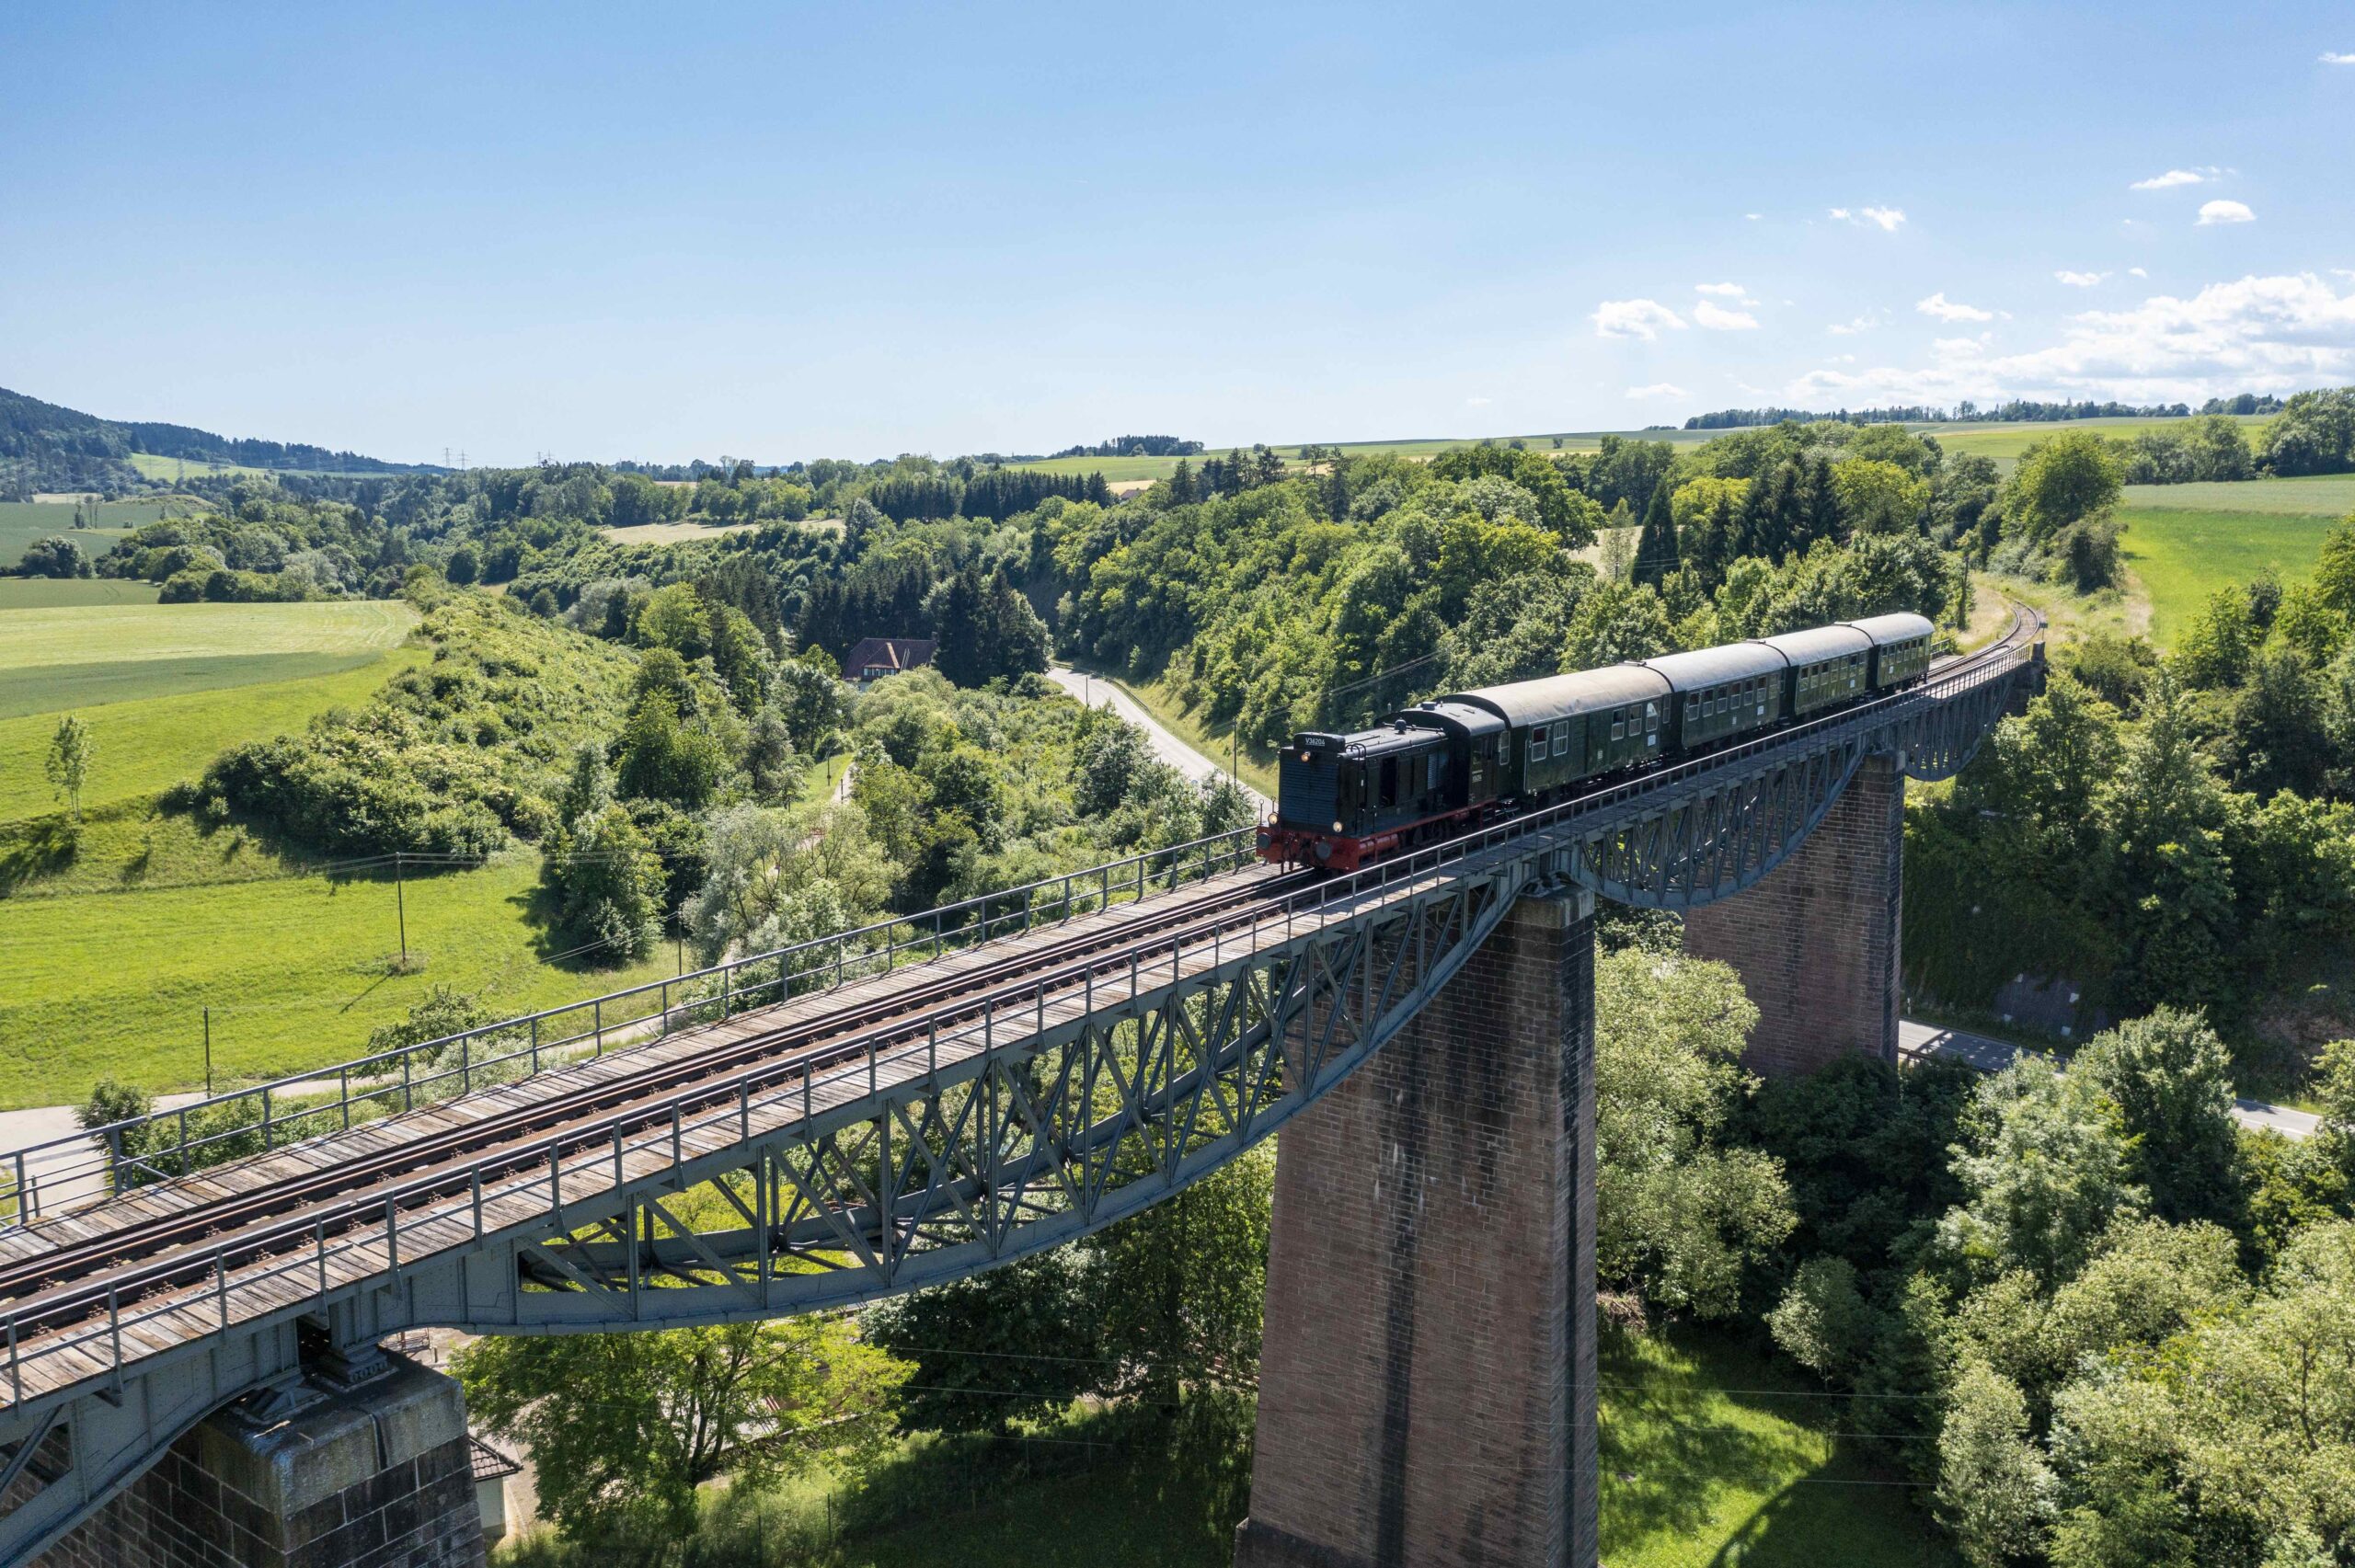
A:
[1530, 727, 1548, 761]
[1554, 721, 1569, 750]
[1645, 702, 1659, 725]
[1610, 717, 1625, 740]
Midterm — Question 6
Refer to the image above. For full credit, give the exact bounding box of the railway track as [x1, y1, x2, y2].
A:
[0, 865, 1313, 1334]
[0, 600, 2041, 1351]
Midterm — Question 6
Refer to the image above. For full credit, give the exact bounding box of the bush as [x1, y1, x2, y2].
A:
[16, 535, 90, 578]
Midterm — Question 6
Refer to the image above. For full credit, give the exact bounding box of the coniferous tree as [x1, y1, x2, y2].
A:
[1632, 479, 1680, 588]
[1168, 459, 1197, 505]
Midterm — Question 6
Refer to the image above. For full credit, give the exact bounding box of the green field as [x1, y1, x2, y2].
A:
[0, 600, 418, 716]
[0, 578, 159, 609]
[0, 502, 139, 567]
[0, 853, 673, 1106]
[125, 452, 426, 483]
[2123, 474, 2355, 516]
[1599, 1327, 1951, 1567]
[1927, 415, 2270, 473]
[0, 647, 426, 819]
[2123, 505, 2343, 645]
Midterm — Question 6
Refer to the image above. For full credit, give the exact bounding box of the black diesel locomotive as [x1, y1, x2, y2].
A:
[1258, 612, 1935, 872]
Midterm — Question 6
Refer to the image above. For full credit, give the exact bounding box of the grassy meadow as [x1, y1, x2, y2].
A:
[0, 853, 673, 1106]
[1928, 414, 2271, 473]
[2113, 475, 2350, 645]
[0, 578, 159, 609]
[0, 600, 417, 717]
[1599, 1328, 1950, 1567]
[0, 647, 428, 819]
[0, 591, 661, 1110]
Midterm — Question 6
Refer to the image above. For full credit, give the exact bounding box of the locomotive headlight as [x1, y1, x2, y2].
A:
[1300, 751, 1311, 763]
[1333, 820, 1344, 833]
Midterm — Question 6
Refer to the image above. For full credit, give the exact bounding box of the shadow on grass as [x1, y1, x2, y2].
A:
[0, 815, 77, 894]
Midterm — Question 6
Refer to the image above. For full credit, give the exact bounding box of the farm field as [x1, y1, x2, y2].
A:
[0, 600, 417, 717]
[0, 578, 159, 609]
[1598, 1327, 1951, 1567]
[1926, 414, 2272, 473]
[2122, 504, 2343, 646]
[124, 452, 431, 482]
[2123, 474, 2355, 515]
[0, 854, 674, 1108]
[0, 646, 428, 819]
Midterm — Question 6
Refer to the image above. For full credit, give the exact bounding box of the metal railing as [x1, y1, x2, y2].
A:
[0, 635, 2037, 1408]
[2, 827, 1262, 1221]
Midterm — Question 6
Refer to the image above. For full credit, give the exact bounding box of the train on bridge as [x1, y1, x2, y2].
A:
[1260, 612, 1936, 872]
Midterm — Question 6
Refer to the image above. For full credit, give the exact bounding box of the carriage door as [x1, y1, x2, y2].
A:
[1645, 700, 1660, 751]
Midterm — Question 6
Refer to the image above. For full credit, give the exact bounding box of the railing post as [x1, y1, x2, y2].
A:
[402, 1048, 413, 1114]
[385, 1197, 399, 1278]
[261, 1088, 273, 1152]
[472, 1167, 484, 1241]
[107, 1287, 121, 1377]
[214, 1248, 229, 1329]
[339, 1066, 351, 1129]
[595, 997, 603, 1056]
[6, 1312, 19, 1404]
[316, 1219, 328, 1299]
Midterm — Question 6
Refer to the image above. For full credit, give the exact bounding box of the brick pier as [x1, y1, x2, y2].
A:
[38, 1355, 485, 1568]
[1235, 888, 1598, 1568]
[1683, 750, 1903, 1076]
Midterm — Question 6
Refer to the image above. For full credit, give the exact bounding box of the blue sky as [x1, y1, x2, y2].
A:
[4, 1, 2353, 464]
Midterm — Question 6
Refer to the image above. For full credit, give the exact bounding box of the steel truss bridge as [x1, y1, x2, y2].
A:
[0, 606, 2039, 1562]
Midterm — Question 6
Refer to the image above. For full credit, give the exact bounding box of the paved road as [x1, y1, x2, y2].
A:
[0, 1093, 207, 1209]
[1047, 668, 1270, 808]
[1900, 1020, 2318, 1139]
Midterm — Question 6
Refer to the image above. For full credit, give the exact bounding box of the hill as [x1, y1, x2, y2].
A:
[0, 385, 442, 498]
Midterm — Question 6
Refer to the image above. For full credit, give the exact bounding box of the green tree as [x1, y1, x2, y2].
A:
[2174, 586, 2257, 689]
[542, 805, 667, 960]
[1937, 1363, 2058, 1568]
[44, 714, 92, 820]
[615, 692, 729, 808]
[1563, 580, 1674, 669]
[1936, 1055, 2144, 1284]
[2002, 431, 2126, 545]
[1594, 949, 1794, 1318]
[1088, 1145, 1274, 1407]
[17, 535, 90, 578]
[2076, 1008, 2243, 1225]
[1630, 478, 1679, 588]
[457, 1317, 903, 1545]
[863, 1249, 1104, 1436]
[1831, 457, 1931, 536]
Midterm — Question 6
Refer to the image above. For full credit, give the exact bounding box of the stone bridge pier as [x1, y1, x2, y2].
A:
[1684, 752, 1904, 1076]
[1237, 887, 1600, 1568]
[36, 1353, 485, 1568]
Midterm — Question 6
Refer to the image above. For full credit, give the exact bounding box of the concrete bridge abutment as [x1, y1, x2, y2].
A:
[1683, 750, 1904, 1076]
[37, 1353, 485, 1568]
[1236, 887, 1599, 1568]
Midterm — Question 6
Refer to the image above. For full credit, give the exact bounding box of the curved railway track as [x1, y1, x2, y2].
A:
[0, 597, 2040, 1347]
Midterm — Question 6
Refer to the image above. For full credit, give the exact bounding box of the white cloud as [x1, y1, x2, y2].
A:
[1917, 292, 1995, 323]
[2055, 270, 2109, 287]
[2130, 267, 2150, 278]
[1830, 205, 1906, 231]
[1932, 336, 1990, 358]
[1695, 282, 1749, 297]
[1694, 300, 1761, 331]
[1788, 271, 2355, 407]
[2321, 51, 2355, 63]
[1827, 312, 1886, 336]
[1624, 383, 1687, 400]
[1744, 212, 1763, 221]
[1591, 298, 1688, 339]
[2131, 168, 2207, 189]
[1465, 395, 1492, 407]
[2198, 200, 2256, 225]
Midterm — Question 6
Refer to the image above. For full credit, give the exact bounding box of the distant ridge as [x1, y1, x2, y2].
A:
[0, 386, 441, 498]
